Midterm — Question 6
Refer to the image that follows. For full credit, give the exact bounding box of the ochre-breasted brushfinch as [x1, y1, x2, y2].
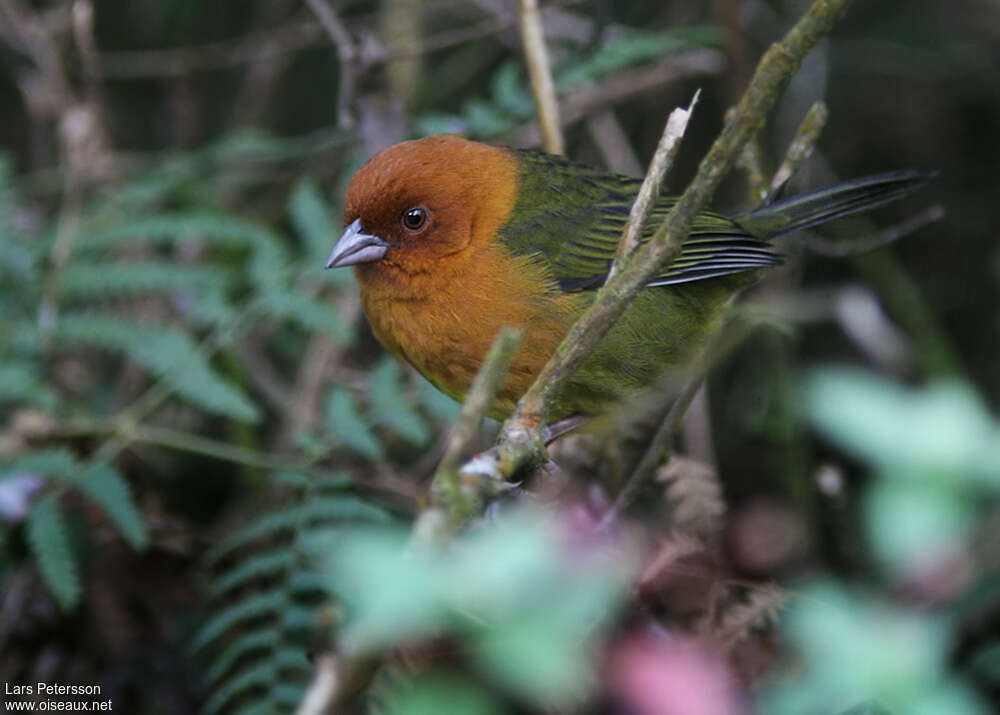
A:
[326, 135, 931, 421]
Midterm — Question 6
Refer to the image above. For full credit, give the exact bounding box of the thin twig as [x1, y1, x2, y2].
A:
[598, 376, 704, 532]
[768, 100, 828, 197]
[518, 0, 563, 154]
[805, 203, 945, 257]
[427, 327, 523, 529]
[304, 0, 355, 128]
[607, 90, 700, 283]
[466, 0, 857, 483]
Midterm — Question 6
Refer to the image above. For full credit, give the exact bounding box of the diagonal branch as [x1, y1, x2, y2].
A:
[466, 0, 857, 482]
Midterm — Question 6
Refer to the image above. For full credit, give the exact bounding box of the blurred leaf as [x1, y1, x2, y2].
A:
[0, 361, 57, 408]
[556, 26, 722, 89]
[290, 178, 341, 268]
[968, 641, 1000, 684]
[58, 313, 259, 423]
[191, 591, 284, 652]
[261, 289, 351, 342]
[75, 463, 149, 550]
[61, 261, 232, 300]
[864, 480, 972, 573]
[370, 358, 431, 446]
[325, 386, 384, 460]
[324, 508, 630, 706]
[762, 582, 989, 715]
[472, 611, 592, 705]
[490, 61, 534, 117]
[417, 377, 461, 423]
[4, 448, 78, 479]
[802, 368, 1000, 485]
[382, 674, 501, 715]
[26, 495, 80, 611]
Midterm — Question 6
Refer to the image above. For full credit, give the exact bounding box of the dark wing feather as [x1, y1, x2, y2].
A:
[499, 150, 781, 293]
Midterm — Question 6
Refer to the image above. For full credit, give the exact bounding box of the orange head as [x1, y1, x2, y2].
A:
[327, 135, 520, 294]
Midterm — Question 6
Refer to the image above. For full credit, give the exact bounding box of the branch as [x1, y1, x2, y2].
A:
[465, 0, 857, 482]
[768, 100, 828, 197]
[518, 0, 563, 154]
[304, 0, 356, 128]
[607, 90, 700, 283]
[420, 327, 522, 537]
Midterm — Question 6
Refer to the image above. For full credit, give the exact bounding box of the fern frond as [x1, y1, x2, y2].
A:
[5, 448, 79, 479]
[204, 630, 277, 686]
[260, 289, 351, 342]
[203, 661, 274, 715]
[279, 604, 318, 633]
[300, 494, 394, 526]
[191, 591, 284, 652]
[209, 550, 295, 598]
[61, 260, 232, 300]
[324, 387, 383, 460]
[289, 178, 338, 265]
[80, 212, 291, 294]
[0, 362, 57, 409]
[204, 503, 303, 566]
[205, 494, 391, 566]
[370, 358, 431, 446]
[57, 312, 259, 423]
[269, 682, 307, 709]
[75, 463, 149, 550]
[26, 495, 81, 611]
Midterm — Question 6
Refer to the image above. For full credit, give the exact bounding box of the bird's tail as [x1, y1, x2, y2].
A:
[735, 170, 938, 240]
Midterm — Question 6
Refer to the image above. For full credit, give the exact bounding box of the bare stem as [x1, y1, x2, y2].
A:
[304, 0, 355, 127]
[769, 100, 828, 197]
[607, 90, 700, 283]
[518, 0, 563, 154]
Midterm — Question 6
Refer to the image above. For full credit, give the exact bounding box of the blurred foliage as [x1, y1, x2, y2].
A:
[0, 0, 998, 713]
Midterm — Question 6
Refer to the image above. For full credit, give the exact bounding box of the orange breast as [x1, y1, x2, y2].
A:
[358, 242, 584, 417]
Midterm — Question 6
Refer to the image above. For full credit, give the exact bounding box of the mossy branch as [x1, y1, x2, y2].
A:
[423, 327, 522, 534]
[465, 0, 856, 482]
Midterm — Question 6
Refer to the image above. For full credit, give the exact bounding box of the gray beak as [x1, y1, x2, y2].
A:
[325, 218, 390, 268]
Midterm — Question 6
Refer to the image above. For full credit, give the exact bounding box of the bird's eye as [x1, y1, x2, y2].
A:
[401, 207, 428, 232]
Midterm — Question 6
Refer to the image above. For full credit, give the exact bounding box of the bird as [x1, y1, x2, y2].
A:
[326, 135, 932, 423]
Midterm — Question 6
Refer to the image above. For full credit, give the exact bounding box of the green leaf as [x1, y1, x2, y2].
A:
[556, 26, 722, 89]
[968, 641, 1000, 684]
[761, 581, 990, 715]
[75, 463, 149, 550]
[324, 387, 383, 459]
[5, 448, 79, 479]
[382, 674, 502, 715]
[203, 661, 274, 715]
[369, 358, 431, 446]
[261, 289, 351, 342]
[26, 495, 81, 611]
[58, 313, 259, 423]
[864, 480, 972, 573]
[417, 377, 461, 423]
[0, 362, 56, 409]
[61, 261, 231, 300]
[190, 591, 284, 652]
[290, 178, 338, 265]
[208, 549, 294, 598]
[472, 611, 593, 705]
[801, 368, 1000, 484]
[204, 629, 277, 685]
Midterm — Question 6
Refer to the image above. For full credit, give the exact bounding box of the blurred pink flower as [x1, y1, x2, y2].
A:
[609, 631, 745, 715]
